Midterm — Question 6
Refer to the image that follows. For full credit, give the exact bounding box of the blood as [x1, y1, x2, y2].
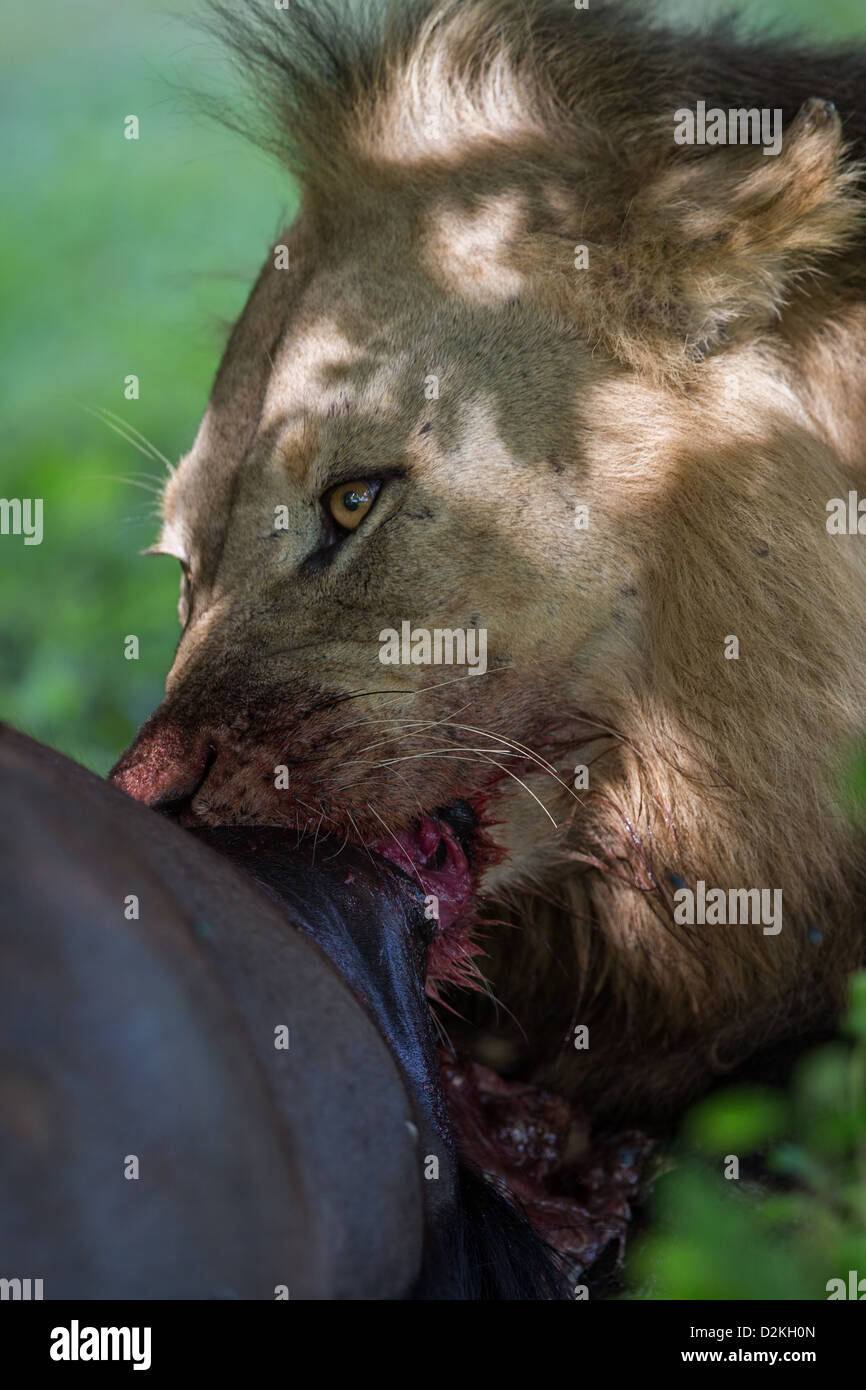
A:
[368, 812, 487, 994]
[371, 809, 653, 1279]
[368, 814, 474, 932]
[440, 1053, 653, 1279]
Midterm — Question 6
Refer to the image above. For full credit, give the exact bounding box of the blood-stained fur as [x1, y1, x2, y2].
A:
[112, 0, 866, 1126]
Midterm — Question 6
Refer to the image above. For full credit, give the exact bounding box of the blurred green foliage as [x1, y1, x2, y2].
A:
[2, 0, 866, 775]
[1, 0, 291, 770]
[627, 972, 866, 1299]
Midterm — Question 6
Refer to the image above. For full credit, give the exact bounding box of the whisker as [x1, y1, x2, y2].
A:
[76, 510, 161, 539]
[87, 405, 176, 475]
[334, 699, 476, 751]
[473, 968, 530, 1044]
[83, 407, 167, 471]
[294, 797, 338, 865]
[345, 717, 584, 807]
[448, 722, 576, 787]
[348, 716, 563, 782]
[332, 746, 523, 789]
[365, 802, 427, 894]
[342, 745, 524, 765]
[322, 825, 352, 862]
[344, 809, 378, 871]
[311, 808, 325, 863]
[379, 762, 428, 823]
[87, 474, 164, 496]
[335, 750, 561, 827]
[319, 665, 512, 727]
[429, 1007, 452, 1049]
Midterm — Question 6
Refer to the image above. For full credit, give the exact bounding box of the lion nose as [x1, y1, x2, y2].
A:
[110, 712, 214, 815]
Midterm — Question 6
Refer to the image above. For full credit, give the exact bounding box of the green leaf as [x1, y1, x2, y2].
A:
[684, 1086, 790, 1153]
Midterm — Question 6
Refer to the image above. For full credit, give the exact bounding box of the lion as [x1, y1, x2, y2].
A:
[112, 0, 866, 1154]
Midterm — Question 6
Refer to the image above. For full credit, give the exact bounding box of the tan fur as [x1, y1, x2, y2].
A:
[115, 1, 866, 1122]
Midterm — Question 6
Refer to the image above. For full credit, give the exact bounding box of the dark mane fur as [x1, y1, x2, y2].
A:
[199, 0, 866, 203]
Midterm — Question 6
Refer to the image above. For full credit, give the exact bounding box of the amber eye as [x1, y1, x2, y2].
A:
[326, 479, 380, 531]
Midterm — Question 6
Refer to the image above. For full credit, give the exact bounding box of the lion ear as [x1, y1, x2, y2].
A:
[629, 99, 860, 364]
[524, 99, 863, 381]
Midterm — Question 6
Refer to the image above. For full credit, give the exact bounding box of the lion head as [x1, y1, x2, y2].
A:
[112, 0, 866, 1122]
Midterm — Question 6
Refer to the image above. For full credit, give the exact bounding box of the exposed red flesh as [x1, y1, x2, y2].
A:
[368, 814, 474, 931]
[368, 813, 486, 994]
[440, 1053, 653, 1279]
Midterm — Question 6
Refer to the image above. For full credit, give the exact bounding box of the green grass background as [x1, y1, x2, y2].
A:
[3, 0, 866, 773]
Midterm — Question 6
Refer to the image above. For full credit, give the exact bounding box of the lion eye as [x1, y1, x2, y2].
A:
[326, 479, 381, 531]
